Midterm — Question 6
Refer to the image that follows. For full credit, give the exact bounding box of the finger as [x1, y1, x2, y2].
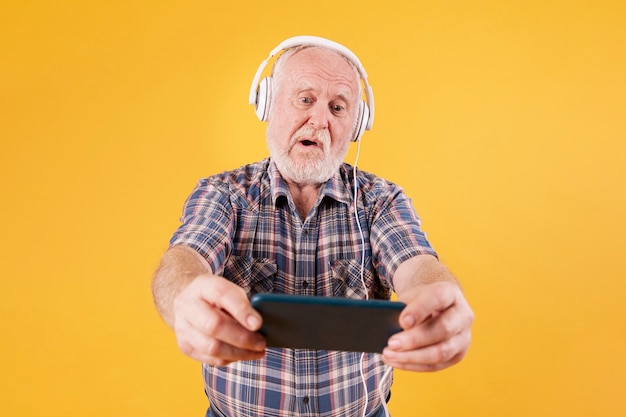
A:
[397, 281, 458, 330]
[382, 329, 471, 372]
[197, 276, 263, 332]
[176, 311, 266, 364]
[183, 294, 266, 353]
[383, 350, 465, 373]
[387, 302, 467, 352]
[178, 332, 266, 366]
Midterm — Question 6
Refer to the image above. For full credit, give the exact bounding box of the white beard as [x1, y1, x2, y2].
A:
[267, 125, 349, 185]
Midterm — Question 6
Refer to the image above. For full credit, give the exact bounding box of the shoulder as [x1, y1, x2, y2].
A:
[344, 164, 406, 203]
[201, 159, 270, 207]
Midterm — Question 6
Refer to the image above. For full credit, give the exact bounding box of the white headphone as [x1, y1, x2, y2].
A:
[249, 35, 375, 142]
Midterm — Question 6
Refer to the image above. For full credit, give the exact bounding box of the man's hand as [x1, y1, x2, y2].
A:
[172, 274, 266, 366]
[382, 257, 474, 372]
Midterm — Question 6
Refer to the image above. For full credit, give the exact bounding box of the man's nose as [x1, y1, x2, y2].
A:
[307, 104, 330, 130]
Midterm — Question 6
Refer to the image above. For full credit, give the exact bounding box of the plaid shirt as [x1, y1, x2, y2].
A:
[170, 158, 436, 417]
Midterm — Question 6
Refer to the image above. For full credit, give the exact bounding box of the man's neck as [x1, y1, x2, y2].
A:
[286, 181, 322, 220]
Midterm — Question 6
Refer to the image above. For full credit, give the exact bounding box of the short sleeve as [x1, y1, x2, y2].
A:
[368, 181, 437, 284]
[169, 178, 233, 275]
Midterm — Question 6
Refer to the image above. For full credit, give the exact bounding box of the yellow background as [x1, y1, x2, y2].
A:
[2, 1, 625, 416]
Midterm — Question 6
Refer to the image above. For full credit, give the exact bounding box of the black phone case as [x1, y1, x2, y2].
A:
[251, 293, 405, 353]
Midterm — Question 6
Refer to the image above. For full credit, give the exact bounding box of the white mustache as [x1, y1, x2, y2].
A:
[290, 126, 330, 150]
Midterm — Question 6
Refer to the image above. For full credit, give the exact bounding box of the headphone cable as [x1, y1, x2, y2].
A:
[353, 138, 393, 417]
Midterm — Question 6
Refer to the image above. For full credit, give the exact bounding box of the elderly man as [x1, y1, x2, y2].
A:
[152, 36, 474, 417]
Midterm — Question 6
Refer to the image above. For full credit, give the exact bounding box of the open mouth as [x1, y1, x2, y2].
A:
[300, 139, 317, 146]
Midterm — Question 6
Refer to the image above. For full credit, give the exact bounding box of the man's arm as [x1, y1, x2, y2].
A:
[152, 245, 266, 365]
[152, 245, 212, 327]
[383, 254, 474, 372]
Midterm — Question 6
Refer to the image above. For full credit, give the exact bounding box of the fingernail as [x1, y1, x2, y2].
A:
[247, 315, 261, 329]
[255, 340, 266, 351]
[402, 314, 415, 328]
[383, 348, 396, 358]
[388, 337, 402, 349]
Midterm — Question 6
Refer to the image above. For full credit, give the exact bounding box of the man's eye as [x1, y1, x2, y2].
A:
[300, 97, 313, 104]
[331, 105, 344, 113]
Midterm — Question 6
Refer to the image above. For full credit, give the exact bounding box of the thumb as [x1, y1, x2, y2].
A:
[197, 275, 263, 331]
[398, 281, 457, 329]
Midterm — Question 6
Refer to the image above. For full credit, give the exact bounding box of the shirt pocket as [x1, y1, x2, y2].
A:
[330, 258, 391, 300]
[223, 256, 277, 298]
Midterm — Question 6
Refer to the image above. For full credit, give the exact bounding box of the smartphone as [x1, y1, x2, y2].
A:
[251, 293, 405, 353]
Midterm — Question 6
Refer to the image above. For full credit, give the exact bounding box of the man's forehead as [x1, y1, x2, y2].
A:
[287, 77, 356, 102]
[280, 49, 359, 94]
[284, 46, 354, 72]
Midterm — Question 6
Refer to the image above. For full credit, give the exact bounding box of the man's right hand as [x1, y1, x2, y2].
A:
[172, 274, 267, 366]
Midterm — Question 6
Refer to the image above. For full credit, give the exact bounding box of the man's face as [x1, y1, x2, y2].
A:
[266, 47, 360, 185]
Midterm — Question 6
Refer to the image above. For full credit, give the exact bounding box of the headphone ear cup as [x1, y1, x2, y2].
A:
[352, 100, 370, 142]
[255, 77, 272, 122]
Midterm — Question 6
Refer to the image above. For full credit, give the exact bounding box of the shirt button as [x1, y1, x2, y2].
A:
[302, 396, 309, 404]
[303, 230, 308, 235]
[302, 281, 309, 289]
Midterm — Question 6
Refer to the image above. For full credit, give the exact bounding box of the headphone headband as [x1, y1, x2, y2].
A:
[249, 36, 375, 131]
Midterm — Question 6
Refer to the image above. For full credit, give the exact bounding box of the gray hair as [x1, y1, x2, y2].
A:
[270, 45, 361, 109]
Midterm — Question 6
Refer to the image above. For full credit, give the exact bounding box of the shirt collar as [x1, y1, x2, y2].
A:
[268, 159, 353, 208]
